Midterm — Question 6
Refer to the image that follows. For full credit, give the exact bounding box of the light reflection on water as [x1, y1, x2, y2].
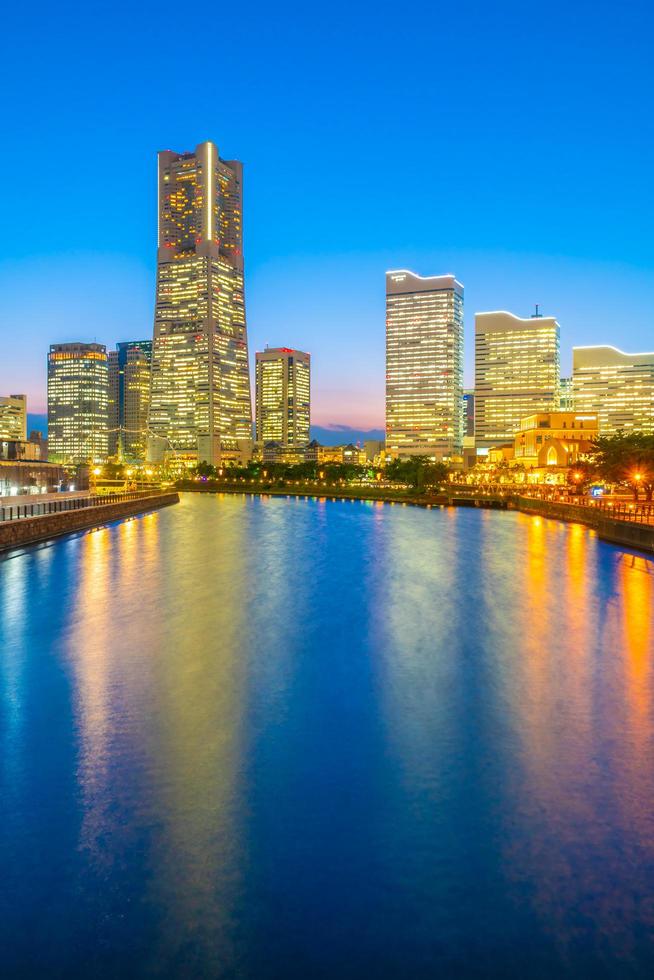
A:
[1, 494, 654, 978]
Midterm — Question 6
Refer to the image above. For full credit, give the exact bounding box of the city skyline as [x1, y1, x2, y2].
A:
[2, 1, 654, 426]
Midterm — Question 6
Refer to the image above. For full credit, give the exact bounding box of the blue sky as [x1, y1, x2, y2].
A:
[1, 0, 653, 426]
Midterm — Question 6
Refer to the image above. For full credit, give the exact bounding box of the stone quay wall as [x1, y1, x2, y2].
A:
[512, 496, 654, 555]
[0, 492, 179, 552]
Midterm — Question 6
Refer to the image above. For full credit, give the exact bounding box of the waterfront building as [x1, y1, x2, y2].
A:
[572, 346, 654, 435]
[108, 341, 152, 459]
[148, 141, 252, 465]
[512, 411, 598, 477]
[261, 442, 307, 466]
[342, 443, 367, 466]
[255, 347, 310, 448]
[474, 310, 560, 452]
[386, 270, 464, 460]
[304, 442, 367, 465]
[0, 439, 41, 461]
[47, 343, 109, 463]
[0, 394, 27, 442]
[0, 459, 66, 497]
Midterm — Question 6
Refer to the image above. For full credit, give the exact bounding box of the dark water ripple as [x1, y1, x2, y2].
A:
[1, 493, 654, 978]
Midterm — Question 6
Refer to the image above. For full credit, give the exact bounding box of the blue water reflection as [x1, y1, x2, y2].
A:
[1, 494, 654, 977]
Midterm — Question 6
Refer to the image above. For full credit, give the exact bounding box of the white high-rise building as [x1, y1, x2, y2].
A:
[474, 311, 560, 451]
[47, 343, 109, 463]
[255, 347, 311, 448]
[385, 270, 464, 459]
[572, 345, 654, 435]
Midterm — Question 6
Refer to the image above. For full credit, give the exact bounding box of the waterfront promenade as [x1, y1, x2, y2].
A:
[0, 490, 179, 552]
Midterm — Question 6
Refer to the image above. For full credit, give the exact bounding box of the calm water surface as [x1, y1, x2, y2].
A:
[1, 493, 654, 978]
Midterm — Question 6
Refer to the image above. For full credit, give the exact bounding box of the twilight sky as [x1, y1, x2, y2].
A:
[1, 0, 653, 427]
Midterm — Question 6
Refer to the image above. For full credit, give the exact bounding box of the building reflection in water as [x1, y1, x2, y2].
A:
[65, 502, 249, 975]
[500, 515, 654, 965]
[2, 497, 654, 976]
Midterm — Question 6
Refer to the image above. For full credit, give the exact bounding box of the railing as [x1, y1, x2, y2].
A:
[583, 499, 654, 524]
[448, 484, 654, 526]
[0, 489, 164, 523]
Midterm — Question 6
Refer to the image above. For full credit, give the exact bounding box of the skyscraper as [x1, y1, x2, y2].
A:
[386, 270, 464, 460]
[255, 347, 311, 448]
[108, 341, 153, 459]
[148, 141, 252, 465]
[572, 345, 654, 434]
[47, 343, 109, 463]
[0, 394, 27, 442]
[474, 311, 560, 452]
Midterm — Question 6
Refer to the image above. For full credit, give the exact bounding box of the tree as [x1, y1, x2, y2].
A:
[195, 461, 216, 479]
[384, 456, 449, 491]
[566, 460, 596, 494]
[589, 431, 654, 500]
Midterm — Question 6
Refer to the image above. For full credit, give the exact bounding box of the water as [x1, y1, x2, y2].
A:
[1, 493, 654, 979]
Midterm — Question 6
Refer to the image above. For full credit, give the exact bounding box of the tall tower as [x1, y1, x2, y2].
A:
[108, 341, 153, 459]
[148, 141, 252, 465]
[47, 343, 109, 463]
[386, 270, 464, 460]
[255, 347, 311, 447]
[474, 311, 560, 451]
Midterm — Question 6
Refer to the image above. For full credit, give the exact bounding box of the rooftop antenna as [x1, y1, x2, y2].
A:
[532, 304, 542, 318]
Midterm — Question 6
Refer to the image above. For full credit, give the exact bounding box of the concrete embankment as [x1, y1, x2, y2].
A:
[512, 495, 654, 555]
[178, 482, 449, 506]
[0, 492, 179, 552]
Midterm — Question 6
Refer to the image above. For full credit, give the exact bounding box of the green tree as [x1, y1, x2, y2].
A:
[195, 461, 217, 479]
[384, 456, 449, 491]
[590, 431, 654, 500]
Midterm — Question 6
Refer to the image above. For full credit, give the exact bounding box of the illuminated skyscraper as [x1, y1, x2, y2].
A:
[386, 270, 464, 459]
[572, 346, 654, 434]
[47, 343, 109, 463]
[255, 347, 311, 447]
[108, 341, 152, 459]
[0, 394, 27, 441]
[474, 311, 560, 451]
[148, 141, 252, 464]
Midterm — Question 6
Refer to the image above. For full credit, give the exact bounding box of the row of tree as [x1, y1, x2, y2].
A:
[192, 455, 451, 492]
[192, 433, 654, 500]
[572, 432, 654, 500]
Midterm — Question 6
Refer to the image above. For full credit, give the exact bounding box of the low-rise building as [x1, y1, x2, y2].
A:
[0, 439, 42, 462]
[0, 459, 66, 496]
[513, 412, 598, 474]
[261, 442, 306, 465]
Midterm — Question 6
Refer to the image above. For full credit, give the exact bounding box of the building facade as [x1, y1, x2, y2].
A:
[474, 311, 560, 451]
[386, 270, 464, 460]
[572, 346, 654, 435]
[463, 389, 475, 437]
[148, 141, 252, 465]
[47, 343, 109, 463]
[108, 341, 152, 459]
[255, 347, 310, 448]
[0, 394, 27, 441]
[513, 412, 598, 471]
